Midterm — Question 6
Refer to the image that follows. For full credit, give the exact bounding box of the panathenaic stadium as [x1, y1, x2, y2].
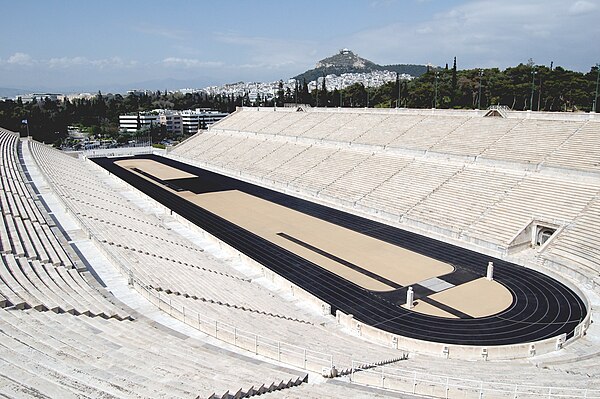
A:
[1, 106, 599, 398]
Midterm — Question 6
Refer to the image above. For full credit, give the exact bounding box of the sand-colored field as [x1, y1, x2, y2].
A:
[182, 189, 454, 291]
[427, 278, 513, 318]
[115, 159, 197, 180]
[115, 159, 513, 318]
[405, 300, 459, 319]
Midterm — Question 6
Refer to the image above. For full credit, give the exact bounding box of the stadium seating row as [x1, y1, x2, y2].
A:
[0, 128, 319, 398]
[0, 308, 306, 398]
[211, 108, 600, 173]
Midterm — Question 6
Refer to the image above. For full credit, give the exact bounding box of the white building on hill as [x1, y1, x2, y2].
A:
[119, 113, 159, 133]
[178, 109, 228, 135]
[119, 109, 227, 135]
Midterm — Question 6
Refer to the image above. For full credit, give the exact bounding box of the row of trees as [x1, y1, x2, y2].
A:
[0, 90, 241, 144]
[0, 60, 598, 144]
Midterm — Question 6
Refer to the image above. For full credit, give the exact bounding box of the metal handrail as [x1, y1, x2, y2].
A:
[350, 361, 599, 399]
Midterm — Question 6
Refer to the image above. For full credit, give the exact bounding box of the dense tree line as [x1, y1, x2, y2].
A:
[299, 61, 599, 112]
[0, 90, 240, 144]
[0, 61, 598, 144]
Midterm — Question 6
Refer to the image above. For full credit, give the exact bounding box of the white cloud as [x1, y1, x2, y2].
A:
[48, 56, 91, 68]
[416, 26, 433, 34]
[369, 0, 398, 7]
[5, 52, 35, 66]
[214, 32, 318, 74]
[48, 56, 137, 69]
[347, 0, 600, 70]
[133, 26, 188, 41]
[161, 57, 223, 69]
[238, 60, 296, 70]
[1, 53, 137, 70]
[569, 0, 597, 15]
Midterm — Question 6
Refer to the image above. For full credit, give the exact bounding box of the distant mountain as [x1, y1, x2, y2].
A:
[0, 87, 30, 98]
[0, 77, 215, 97]
[293, 49, 428, 83]
[98, 77, 214, 94]
[315, 49, 380, 71]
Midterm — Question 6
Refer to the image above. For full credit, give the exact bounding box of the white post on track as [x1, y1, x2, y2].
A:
[486, 262, 494, 281]
[406, 287, 414, 309]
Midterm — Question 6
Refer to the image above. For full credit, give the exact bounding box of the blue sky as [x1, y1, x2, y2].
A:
[1, 0, 598, 92]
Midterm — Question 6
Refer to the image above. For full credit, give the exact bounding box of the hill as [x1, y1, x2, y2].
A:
[293, 49, 428, 83]
[0, 87, 30, 98]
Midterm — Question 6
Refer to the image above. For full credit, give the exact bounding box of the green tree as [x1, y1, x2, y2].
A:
[276, 80, 285, 107]
[451, 57, 458, 103]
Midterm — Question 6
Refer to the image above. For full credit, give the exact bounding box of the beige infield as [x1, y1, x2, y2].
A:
[115, 159, 513, 319]
[407, 278, 513, 318]
[116, 159, 197, 180]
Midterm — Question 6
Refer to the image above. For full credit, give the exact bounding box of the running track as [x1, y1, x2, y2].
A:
[93, 154, 587, 346]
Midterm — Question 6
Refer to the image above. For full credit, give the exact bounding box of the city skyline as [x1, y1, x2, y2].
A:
[1, 0, 598, 92]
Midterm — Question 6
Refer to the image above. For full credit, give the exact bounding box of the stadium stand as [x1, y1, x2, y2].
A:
[3, 102, 600, 398]
[462, 174, 598, 245]
[386, 114, 467, 150]
[246, 141, 310, 178]
[264, 145, 338, 185]
[543, 194, 600, 278]
[358, 158, 464, 216]
[542, 120, 600, 173]
[0, 308, 308, 398]
[428, 116, 521, 157]
[292, 149, 372, 194]
[325, 113, 389, 143]
[1, 127, 322, 398]
[320, 152, 414, 205]
[479, 119, 584, 165]
[274, 112, 330, 138]
[405, 165, 525, 235]
[354, 113, 425, 147]
[259, 110, 309, 136]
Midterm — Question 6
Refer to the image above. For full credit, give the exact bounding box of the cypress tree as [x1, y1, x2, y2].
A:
[395, 72, 400, 107]
[301, 78, 310, 104]
[321, 74, 327, 106]
[452, 57, 458, 97]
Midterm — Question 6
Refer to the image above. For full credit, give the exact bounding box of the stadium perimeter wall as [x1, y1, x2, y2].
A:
[86, 152, 591, 361]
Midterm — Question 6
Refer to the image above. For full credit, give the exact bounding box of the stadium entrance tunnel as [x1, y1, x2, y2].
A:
[91, 154, 589, 358]
[536, 226, 557, 247]
[508, 219, 561, 253]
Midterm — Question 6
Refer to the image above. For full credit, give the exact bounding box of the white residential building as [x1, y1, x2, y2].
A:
[119, 113, 159, 133]
[159, 110, 182, 135]
[200, 71, 413, 102]
[19, 93, 62, 103]
[119, 109, 227, 135]
[179, 109, 228, 135]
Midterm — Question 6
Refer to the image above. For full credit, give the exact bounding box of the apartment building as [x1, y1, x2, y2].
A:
[119, 109, 227, 135]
